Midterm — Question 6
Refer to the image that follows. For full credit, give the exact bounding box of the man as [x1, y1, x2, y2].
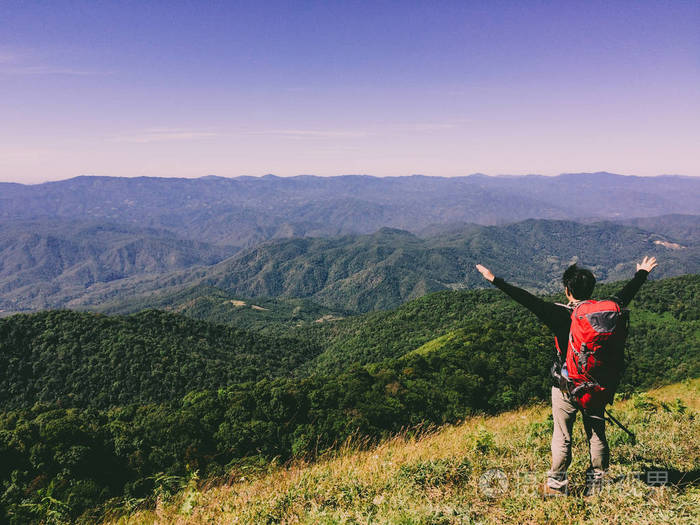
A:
[475, 256, 658, 496]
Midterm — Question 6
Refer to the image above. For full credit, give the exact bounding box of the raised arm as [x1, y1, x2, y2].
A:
[476, 264, 569, 330]
[615, 256, 657, 307]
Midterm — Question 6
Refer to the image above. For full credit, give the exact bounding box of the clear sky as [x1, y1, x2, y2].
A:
[1, 0, 698, 183]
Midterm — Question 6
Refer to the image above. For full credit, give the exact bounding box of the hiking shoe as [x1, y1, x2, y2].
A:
[539, 482, 568, 497]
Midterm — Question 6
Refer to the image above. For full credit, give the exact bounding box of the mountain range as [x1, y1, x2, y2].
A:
[1, 173, 698, 314]
[1, 216, 698, 314]
[2, 173, 698, 246]
[23, 216, 700, 314]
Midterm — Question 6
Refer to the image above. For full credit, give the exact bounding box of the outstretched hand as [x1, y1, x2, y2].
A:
[637, 256, 658, 273]
[475, 264, 495, 282]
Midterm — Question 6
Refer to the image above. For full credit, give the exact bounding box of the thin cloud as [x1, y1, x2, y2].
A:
[112, 129, 219, 144]
[0, 48, 111, 76]
[407, 122, 460, 132]
[246, 129, 370, 139]
[245, 124, 462, 140]
[0, 51, 16, 64]
[0, 65, 111, 76]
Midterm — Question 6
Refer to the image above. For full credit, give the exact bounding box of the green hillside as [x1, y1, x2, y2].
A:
[109, 379, 700, 525]
[197, 220, 699, 312]
[0, 275, 696, 523]
[295, 274, 700, 377]
[96, 285, 347, 335]
[2, 217, 697, 315]
[0, 220, 237, 313]
[618, 214, 700, 243]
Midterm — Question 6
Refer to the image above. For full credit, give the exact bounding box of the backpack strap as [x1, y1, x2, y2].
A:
[569, 381, 601, 398]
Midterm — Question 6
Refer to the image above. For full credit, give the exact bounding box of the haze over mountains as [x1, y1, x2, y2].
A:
[2, 173, 698, 245]
[0, 173, 698, 314]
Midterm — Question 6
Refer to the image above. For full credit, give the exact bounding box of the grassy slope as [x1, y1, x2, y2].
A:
[108, 379, 700, 525]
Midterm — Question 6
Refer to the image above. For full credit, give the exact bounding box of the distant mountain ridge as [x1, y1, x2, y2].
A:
[2, 173, 698, 247]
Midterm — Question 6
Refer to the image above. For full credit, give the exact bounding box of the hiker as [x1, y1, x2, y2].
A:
[475, 257, 658, 496]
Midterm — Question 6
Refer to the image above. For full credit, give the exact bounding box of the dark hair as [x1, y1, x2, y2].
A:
[562, 264, 596, 300]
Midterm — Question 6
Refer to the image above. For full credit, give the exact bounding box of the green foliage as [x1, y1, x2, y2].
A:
[0, 309, 321, 409]
[0, 274, 696, 523]
[396, 457, 472, 487]
[471, 427, 496, 454]
[525, 417, 554, 447]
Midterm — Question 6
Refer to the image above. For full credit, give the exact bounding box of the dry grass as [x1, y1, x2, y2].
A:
[106, 379, 700, 524]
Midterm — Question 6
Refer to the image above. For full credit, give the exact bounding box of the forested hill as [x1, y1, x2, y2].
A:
[97, 285, 348, 335]
[617, 214, 700, 243]
[100, 218, 699, 315]
[2, 216, 697, 313]
[0, 275, 697, 523]
[0, 220, 238, 312]
[0, 310, 320, 410]
[1, 275, 696, 412]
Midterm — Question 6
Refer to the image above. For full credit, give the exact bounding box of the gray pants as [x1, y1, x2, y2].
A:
[547, 386, 609, 490]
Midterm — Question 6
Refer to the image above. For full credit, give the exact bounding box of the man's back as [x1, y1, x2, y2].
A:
[488, 267, 650, 374]
[475, 257, 658, 496]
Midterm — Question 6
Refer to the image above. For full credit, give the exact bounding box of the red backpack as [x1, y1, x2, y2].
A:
[563, 299, 629, 412]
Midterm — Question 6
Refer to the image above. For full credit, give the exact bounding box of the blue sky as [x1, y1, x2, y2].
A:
[1, 0, 698, 182]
